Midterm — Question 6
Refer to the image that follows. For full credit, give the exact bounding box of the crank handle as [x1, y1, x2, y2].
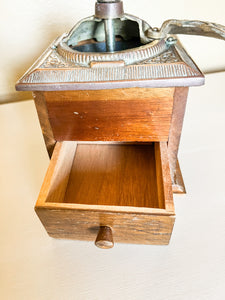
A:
[146, 19, 225, 41]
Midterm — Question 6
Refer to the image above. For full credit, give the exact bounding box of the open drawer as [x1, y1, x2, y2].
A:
[35, 141, 175, 247]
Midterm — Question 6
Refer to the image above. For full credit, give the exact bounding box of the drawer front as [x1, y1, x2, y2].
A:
[42, 88, 174, 142]
[35, 141, 175, 247]
[36, 208, 175, 245]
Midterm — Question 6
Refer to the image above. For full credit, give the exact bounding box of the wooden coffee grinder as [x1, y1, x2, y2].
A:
[16, 0, 225, 248]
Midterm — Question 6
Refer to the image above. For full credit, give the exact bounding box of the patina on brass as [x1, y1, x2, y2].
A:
[147, 19, 225, 41]
[16, 0, 225, 92]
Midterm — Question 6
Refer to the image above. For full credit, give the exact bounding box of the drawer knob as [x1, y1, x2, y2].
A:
[95, 226, 114, 249]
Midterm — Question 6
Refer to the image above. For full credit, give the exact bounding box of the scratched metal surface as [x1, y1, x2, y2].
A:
[1, 0, 225, 103]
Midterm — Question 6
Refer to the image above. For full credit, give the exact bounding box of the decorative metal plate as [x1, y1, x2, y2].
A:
[16, 34, 204, 91]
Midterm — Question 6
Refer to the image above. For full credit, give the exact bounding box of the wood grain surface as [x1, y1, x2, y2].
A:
[35, 207, 175, 245]
[33, 92, 56, 157]
[44, 88, 175, 142]
[172, 160, 186, 193]
[168, 87, 189, 182]
[64, 143, 160, 208]
[35, 141, 175, 245]
[155, 142, 174, 212]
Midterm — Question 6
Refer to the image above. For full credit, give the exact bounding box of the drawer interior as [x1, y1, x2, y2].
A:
[43, 141, 173, 211]
[35, 141, 175, 245]
[64, 143, 161, 208]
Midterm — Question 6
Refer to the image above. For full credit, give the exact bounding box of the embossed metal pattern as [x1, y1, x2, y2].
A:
[57, 39, 168, 67]
[15, 35, 204, 91]
[22, 62, 199, 83]
[144, 49, 180, 64]
[40, 52, 74, 68]
[16, 24, 205, 93]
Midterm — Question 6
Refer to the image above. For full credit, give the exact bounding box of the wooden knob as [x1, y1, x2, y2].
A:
[95, 226, 114, 249]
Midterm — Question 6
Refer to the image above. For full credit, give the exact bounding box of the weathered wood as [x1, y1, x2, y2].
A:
[35, 141, 175, 245]
[44, 88, 175, 142]
[33, 92, 56, 157]
[172, 160, 186, 194]
[35, 207, 175, 245]
[168, 87, 189, 183]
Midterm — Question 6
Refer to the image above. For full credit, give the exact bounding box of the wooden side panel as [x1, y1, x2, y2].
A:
[35, 207, 175, 245]
[172, 160, 186, 194]
[44, 88, 175, 142]
[168, 87, 189, 183]
[33, 92, 56, 157]
[155, 142, 174, 212]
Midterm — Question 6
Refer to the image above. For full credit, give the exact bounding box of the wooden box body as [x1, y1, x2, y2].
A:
[32, 86, 190, 246]
[15, 27, 204, 247]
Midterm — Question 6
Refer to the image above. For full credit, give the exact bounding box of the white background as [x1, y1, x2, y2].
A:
[0, 0, 225, 102]
[0, 0, 225, 298]
[0, 73, 225, 299]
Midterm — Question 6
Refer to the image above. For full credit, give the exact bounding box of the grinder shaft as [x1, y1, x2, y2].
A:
[104, 19, 115, 52]
[95, 0, 124, 52]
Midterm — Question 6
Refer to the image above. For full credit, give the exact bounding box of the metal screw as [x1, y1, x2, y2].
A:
[166, 36, 177, 46]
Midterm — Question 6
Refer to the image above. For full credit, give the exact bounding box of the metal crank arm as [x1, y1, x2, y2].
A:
[146, 19, 225, 41]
